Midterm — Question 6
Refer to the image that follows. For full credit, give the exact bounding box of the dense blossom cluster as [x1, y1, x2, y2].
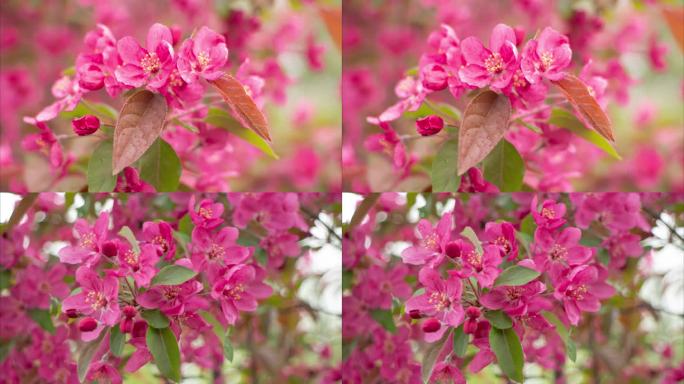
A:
[342, 193, 684, 383]
[342, 0, 683, 192]
[0, 193, 339, 383]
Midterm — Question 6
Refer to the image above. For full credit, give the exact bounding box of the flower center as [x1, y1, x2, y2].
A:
[484, 52, 505, 74]
[153, 235, 169, 253]
[86, 291, 107, 311]
[168, 70, 184, 87]
[567, 284, 588, 300]
[207, 243, 225, 260]
[540, 51, 554, 70]
[197, 51, 210, 69]
[198, 207, 213, 219]
[428, 291, 450, 312]
[125, 249, 139, 268]
[494, 236, 511, 254]
[421, 233, 440, 252]
[163, 286, 180, 301]
[541, 207, 555, 219]
[505, 287, 523, 301]
[549, 244, 568, 262]
[141, 52, 161, 74]
[80, 231, 97, 250]
[224, 283, 245, 300]
[466, 250, 483, 271]
[513, 70, 527, 88]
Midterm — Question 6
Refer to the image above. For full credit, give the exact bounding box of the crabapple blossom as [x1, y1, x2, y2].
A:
[71, 115, 100, 136]
[115, 23, 176, 89]
[211, 264, 273, 325]
[176, 26, 228, 83]
[62, 267, 120, 341]
[520, 27, 572, 83]
[458, 24, 519, 90]
[553, 265, 615, 325]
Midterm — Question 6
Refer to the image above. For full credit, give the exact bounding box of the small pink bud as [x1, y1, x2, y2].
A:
[101, 241, 118, 257]
[72, 115, 100, 136]
[466, 307, 481, 318]
[65, 308, 79, 318]
[123, 305, 137, 318]
[464, 318, 478, 334]
[78, 317, 98, 332]
[445, 241, 462, 259]
[422, 318, 441, 333]
[415, 115, 444, 136]
[421, 63, 448, 91]
[409, 309, 422, 319]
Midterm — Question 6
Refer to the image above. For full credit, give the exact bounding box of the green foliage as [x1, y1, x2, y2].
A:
[27, 308, 55, 334]
[141, 309, 171, 329]
[77, 327, 108, 382]
[205, 108, 278, 159]
[137, 138, 182, 192]
[146, 326, 181, 382]
[494, 265, 541, 287]
[452, 325, 468, 358]
[431, 138, 460, 192]
[370, 309, 396, 333]
[110, 325, 125, 357]
[489, 327, 524, 382]
[151, 265, 197, 286]
[484, 310, 513, 329]
[482, 139, 524, 192]
[87, 140, 116, 192]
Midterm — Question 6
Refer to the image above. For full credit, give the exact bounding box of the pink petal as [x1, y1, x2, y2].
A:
[117, 36, 146, 64]
[458, 64, 490, 88]
[460, 37, 489, 65]
[58, 246, 91, 264]
[146, 23, 173, 53]
[490, 24, 516, 53]
[114, 64, 146, 87]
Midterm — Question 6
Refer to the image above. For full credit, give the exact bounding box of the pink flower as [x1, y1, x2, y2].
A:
[521, 27, 572, 83]
[533, 227, 593, 280]
[177, 26, 228, 83]
[211, 264, 272, 325]
[458, 167, 500, 192]
[117, 243, 160, 288]
[460, 244, 503, 289]
[415, 115, 444, 136]
[259, 232, 300, 269]
[188, 196, 224, 229]
[553, 265, 615, 325]
[364, 121, 408, 171]
[355, 265, 412, 310]
[114, 167, 156, 192]
[31, 75, 82, 122]
[405, 268, 464, 331]
[482, 221, 518, 260]
[400, 214, 452, 266]
[87, 361, 122, 384]
[72, 115, 100, 136]
[21, 120, 64, 168]
[431, 361, 466, 384]
[602, 232, 643, 269]
[142, 220, 176, 260]
[531, 197, 566, 230]
[137, 279, 203, 316]
[62, 268, 120, 341]
[125, 327, 152, 372]
[458, 24, 519, 90]
[480, 280, 546, 317]
[115, 23, 175, 89]
[190, 226, 251, 272]
[57, 212, 110, 265]
[12, 264, 70, 309]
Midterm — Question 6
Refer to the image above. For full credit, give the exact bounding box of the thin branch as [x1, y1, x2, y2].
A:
[643, 207, 684, 244]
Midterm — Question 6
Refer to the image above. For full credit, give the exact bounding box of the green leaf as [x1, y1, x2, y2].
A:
[118, 226, 140, 253]
[484, 310, 513, 329]
[489, 327, 524, 383]
[0, 269, 12, 290]
[77, 327, 108, 382]
[461, 227, 483, 255]
[223, 329, 234, 362]
[549, 108, 621, 160]
[422, 328, 451, 383]
[520, 214, 536, 237]
[137, 138, 181, 192]
[141, 309, 170, 328]
[87, 140, 116, 192]
[494, 265, 540, 287]
[370, 309, 396, 333]
[542, 311, 576, 362]
[205, 108, 278, 159]
[27, 308, 55, 334]
[431, 138, 460, 192]
[60, 101, 118, 122]
[482, 139, 524, 192]
[178, 214, 193, 236]
[110, 325, 125, 357]
[0, 340, 14, 363]
[151, 265, 197, 286]
[146, 326, 181, 382]
[452, 325, 468, 357]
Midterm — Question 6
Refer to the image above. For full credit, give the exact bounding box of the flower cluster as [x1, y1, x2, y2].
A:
[342, 193, 683, 383]
[0, 193, 340, 383]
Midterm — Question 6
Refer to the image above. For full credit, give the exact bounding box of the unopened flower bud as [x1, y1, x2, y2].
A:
[445, 241, 462, 259]
[123, 305, 137, 318]
[422, 318, 441, 333]
[466, 307, 481, 318]
[72, 115, 100, 136]
[409, 309, 422, 319]
[78, 317, 98, 332]
[65, 308, 79, 318]
[101, 241, 118, 257]
[415, 115, 444, 136]
[421, 64, 448, 91]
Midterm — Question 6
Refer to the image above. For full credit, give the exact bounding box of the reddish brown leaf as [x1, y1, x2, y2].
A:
[112, 90, 168, 175]
[457, 90, 512, 176]
[319, 6, 342, 50]
[662, 6, 684, 52]
[552, 74, 614, 142]
[209, 74, 271, 142]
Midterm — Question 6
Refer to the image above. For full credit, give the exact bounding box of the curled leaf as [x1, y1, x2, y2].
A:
[457, 90, 512, 176]
[112, 90, 168, 175]
[552, 74, 614, 142]
[209, 74, 271, 143]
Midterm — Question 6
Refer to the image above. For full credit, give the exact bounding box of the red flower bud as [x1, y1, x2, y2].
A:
[101, 241, 118, 257]
[415, 115, 444, 136]
[421, 63, 448, 91]
[65, 308, 79, 318]
[464, 318, 478, 334]
[422, 318, 441, 333]
[72, 115, 100, 136]
[78, 317, 98, 332]
[123, 305, 137, 318]
[409, 309, 422, 319]
[445, 241, 462, 259]
[466, 307, 481, 318]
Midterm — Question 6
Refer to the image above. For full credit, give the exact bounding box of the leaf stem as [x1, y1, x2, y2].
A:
[424, 99, 459, 125]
